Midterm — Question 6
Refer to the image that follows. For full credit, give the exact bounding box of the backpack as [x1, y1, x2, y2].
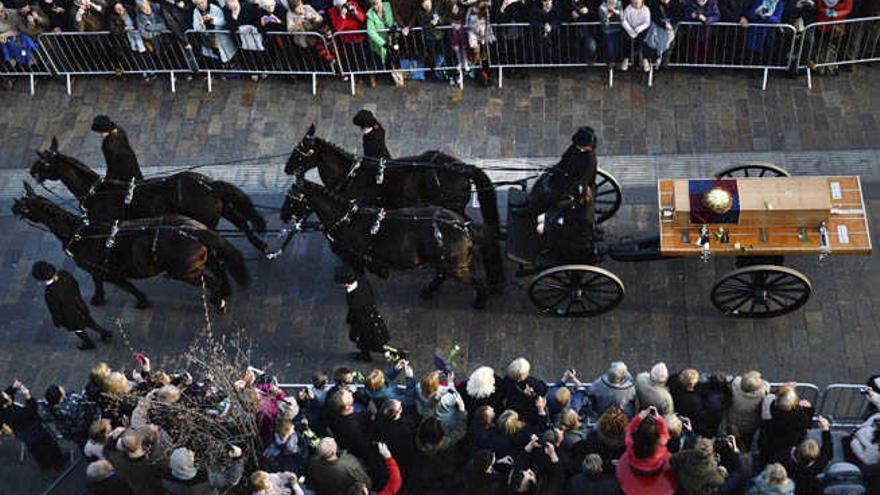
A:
[821, 462, 866, 495]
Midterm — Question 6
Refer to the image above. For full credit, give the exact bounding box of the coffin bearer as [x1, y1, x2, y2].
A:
[352, 110, 392, 160]
[32, 261, 112, 350]
[335, 265, 390, 362]
[91, 115, 144, 182]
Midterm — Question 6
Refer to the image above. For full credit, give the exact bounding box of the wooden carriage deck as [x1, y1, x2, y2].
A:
[658, 176, 872, 257]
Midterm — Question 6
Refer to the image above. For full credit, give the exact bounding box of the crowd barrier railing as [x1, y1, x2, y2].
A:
[37, 30, 193, 95]
[817, 383, 874, 429]
[330, 26, 466, 94]
[769, 381, 821, 409]
[0, 37, 53, 95]
[488, 22, 618, 87]
[667, 21, 798, 90]
[185, 29, 336, 95]
[795, 16, 880, 89]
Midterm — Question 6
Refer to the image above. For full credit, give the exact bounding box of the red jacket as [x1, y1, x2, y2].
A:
[624, 414, 671, 474]
[817, 0, 852, 30]
[378, 457, 402, 495]
[328, 1, 366, 43]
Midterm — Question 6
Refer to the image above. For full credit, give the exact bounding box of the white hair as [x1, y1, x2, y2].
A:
[606, 361, 628, 384]
[506, 357, 531, 382]
[466, 367, 496, 399]
[260, 0, 275, 9]
[650, 362, 669, 384]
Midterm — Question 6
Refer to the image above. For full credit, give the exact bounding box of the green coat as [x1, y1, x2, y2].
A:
[366, 2, 396, 63]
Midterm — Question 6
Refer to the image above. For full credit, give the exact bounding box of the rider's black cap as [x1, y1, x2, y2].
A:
[91, 115, 116, 133]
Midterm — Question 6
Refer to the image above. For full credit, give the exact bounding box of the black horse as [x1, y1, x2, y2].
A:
[12, 183, 250, 311]
[281, 178, 494, 308]
[284, 124, 504, 287]
[30, 137, 272, 256]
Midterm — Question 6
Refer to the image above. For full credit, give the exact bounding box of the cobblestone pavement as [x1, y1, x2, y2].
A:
[0, 69, 878, 493]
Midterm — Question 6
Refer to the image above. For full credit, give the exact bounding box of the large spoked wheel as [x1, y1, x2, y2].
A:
[594, 168, 622, 224]
[714, 162, 791, 179]
[711, 265, 811, 318]
[528, 265, 625, 317]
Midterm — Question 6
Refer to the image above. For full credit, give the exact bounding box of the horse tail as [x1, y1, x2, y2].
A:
[453, 164, 504, 287]
[213, 181, 267, 233]
[467, 221, 505, 289]
[191, 229, 251, 288]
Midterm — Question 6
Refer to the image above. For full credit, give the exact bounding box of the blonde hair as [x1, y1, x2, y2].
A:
[498, 409, 521, 436]
[765, 463, 788, 485]
[365, 369, 385, 392]
[664, 414, 682, 438]
[89, 419, 112, 442]
[741, 371, 764, 393]
[104, 372, 132, 395]
[156, 385, 181, 404]
[420, 371, 440, 399]
[679, 369, 699, 390]
[797, 439, 820, 463]
[152, 371, 171, 387]
[506, 357, 531, 382]
[121, 430, 144, 453]
[554, 387, 571, 407]
[560, 408, 580, 431]
[250, 471, 271, 491]
[775, 385, 798, 411]
[90, 362, 111, 383]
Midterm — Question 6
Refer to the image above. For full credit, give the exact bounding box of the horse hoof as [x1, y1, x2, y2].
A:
[135, 300, 151, 310]
[419, 288, 435, 300]
[265, 249, 283, 260]
[90, 296, 106, 306]
[216, 299, 228, 313]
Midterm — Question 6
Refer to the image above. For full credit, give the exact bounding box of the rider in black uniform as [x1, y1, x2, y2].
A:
[91, 115, 143, 183]
[528, 127, 599, 264]
[352, 110, 391, 160]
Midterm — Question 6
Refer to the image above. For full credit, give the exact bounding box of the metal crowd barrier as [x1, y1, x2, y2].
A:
[769, 381, 821, 408]
[667, 21, 798, 90]
[489, 22, 617, 87]
[185, 29, 336, 95]
[796, 16, 880, 88]
[331, 26, 465, 94]
[0, 37, 52, 95]
[38, 31, 193, 95]
[817, 384, 874, 429]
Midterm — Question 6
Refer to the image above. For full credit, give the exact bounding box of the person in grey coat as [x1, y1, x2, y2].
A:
[635, 362, 674, 416]
[590, 361, 637, 418]
[726, 370, 770, 452]
[160, 445, 245, 495]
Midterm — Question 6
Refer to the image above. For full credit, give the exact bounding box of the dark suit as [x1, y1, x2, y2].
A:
[101, 127, 143, 182]
[45, 271, 104, 332]
[345, 276, 389, 352]
[362, 127, 391, 160]
[529, 145, 597, 214]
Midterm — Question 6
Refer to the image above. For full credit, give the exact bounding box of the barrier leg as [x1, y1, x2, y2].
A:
[29, 74, 35, 96]
[207, 71, 212, 93]
[648, 66, 653, 87]
[498, 66, 503, 89]
[350, 74, 355, 95]
[170, 72, 176, 94]
[312, 73, 317, 95]
[762, 68, 768, 91]
[458, 67, 464, 90]
[65, 74, 71, 96]
[806, 67, 812, 89]
[608, 68, 613, 88]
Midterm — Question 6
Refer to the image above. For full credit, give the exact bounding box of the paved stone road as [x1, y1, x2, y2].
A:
[0, 68, 878, 493]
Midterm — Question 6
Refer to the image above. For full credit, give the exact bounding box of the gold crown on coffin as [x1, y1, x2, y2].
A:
[702, 188, 734, 215]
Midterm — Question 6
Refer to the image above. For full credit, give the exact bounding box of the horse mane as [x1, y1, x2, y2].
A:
[55, 150, 100, 182]
[315, 137, 356, 161]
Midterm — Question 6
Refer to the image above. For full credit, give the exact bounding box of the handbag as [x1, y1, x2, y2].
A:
[645, 22, 675, 53]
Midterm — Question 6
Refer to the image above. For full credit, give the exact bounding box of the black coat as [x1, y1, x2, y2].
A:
[330, 411, 388, 487]
[101, 128, 143, 182]
[344, 276, 389, 351]
[529, 145, 597, 215]
[501, 375, 549, 425]
[0, 387, 63, 468]
[565, 471, 622, 495]
[362, 127, 391, 160]
[718, 0, 752, 20]
[758, 403, 815, 463]
[376, 415, 421, 486]
[88, 473, 135, 495]
[780, 430, 832, 495]
[44, 271, 93, 331]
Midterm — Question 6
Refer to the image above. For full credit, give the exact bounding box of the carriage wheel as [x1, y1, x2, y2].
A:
[711, 265, 811, 318]
[594, 168, 622, 224]
[528, 265, 625, 317]
[714, 162, 791, 179]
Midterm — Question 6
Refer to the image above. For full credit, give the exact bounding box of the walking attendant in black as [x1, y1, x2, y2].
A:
[335, 266, 390, 362]
[32, 262, 112, 350]
[91, 115, 144, 182]
[353, 109, 392, 160]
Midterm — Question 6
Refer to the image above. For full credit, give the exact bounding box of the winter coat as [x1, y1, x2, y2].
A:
[565, 471, 622, 495]
[816, 0, 852, 29]
[584, 428, 626, 474]
[160, 457, 244, 495]
[105, 449, 164, 495]
[726, 376, 769, 444]
[635, 372, 674, 416]
[744, 0, 783, 52]
[101, 127, 143, 182]
[758, 396, 814, 463]
[685, 0, 720, 23]
[366, 2, 395, 63]
[849, 412, 880, 467]
[136, 3, 168, 41]
[746, 472, 795, 495]
[43, 271, 94, 330]
[623, 414, 671, 475]
[306, 451, 372, 495]
[327, 0, 366, 43]
[193, 3, 238, 63]
[718, 0, 751, 20]
[591, 374, 637, 417]
[502, 375, 550, 425]
[622, 2, 650, 37]
[780, 429, 831, 495]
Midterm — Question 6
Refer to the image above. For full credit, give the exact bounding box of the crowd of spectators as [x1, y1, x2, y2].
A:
[3, 354, 880, 494]
[1, 0, 879, 88]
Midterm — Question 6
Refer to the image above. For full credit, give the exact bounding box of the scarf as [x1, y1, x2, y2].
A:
[758, 0, 779, 14]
